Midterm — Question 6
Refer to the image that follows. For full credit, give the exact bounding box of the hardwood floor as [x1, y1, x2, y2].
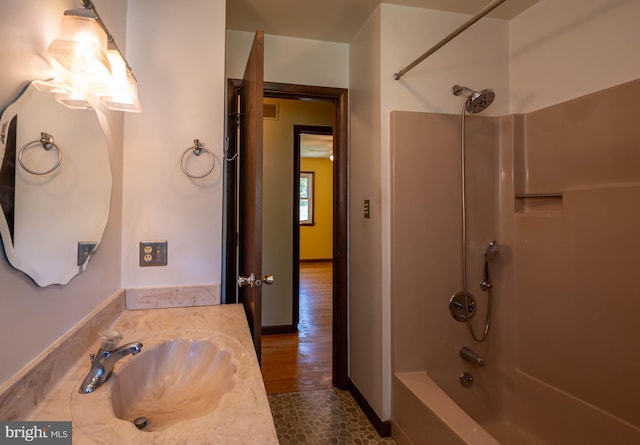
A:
[261, 261, 333, 394]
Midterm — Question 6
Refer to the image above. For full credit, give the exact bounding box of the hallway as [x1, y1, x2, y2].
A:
[261, 261, 333, 394]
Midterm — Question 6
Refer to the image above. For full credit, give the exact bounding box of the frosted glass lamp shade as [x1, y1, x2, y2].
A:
[100, 51, 141, 112]
[101, 72, 141, 112]
[48, 15, 111, 77]
[55, 90, 93, 110]
[32, 79, 71, 94]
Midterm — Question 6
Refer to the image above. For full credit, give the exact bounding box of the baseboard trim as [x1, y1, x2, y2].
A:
[262, 324, 297, 335]
[348, 379, 392, 438]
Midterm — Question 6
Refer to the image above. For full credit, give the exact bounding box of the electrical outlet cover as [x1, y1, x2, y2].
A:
[78, 242, 97, 266]
[139, 241, 168, 267]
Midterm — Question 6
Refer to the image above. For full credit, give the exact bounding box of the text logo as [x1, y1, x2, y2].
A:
[0, 422, 71, 444]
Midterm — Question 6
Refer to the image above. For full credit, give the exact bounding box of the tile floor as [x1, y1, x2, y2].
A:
[268, 388, 398, 445]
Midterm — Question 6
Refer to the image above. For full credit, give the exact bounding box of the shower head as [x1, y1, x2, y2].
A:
[485, 240, 498, 262]
[452, 85, 495, 113]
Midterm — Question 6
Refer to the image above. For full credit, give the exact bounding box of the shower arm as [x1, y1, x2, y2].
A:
[392, 0, 507, 80]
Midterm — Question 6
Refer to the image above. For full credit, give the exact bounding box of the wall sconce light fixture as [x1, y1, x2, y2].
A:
[47, 0, 141, 112]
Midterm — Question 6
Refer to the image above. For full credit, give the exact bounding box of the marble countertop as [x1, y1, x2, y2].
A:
[27, 304, 278, 445]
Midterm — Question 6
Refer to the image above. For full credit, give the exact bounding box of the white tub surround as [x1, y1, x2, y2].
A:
[1, 303, 276, 444]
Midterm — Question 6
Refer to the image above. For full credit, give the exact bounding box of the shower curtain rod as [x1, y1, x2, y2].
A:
[393, 0, 507, 80]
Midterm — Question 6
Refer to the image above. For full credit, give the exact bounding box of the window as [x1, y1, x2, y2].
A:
[300, 171, 314, 225]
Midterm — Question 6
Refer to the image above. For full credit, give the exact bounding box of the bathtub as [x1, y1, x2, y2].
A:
[393, 371, 501, 445]
[391, 370, 556, 445]
[391, 370, 640, 445]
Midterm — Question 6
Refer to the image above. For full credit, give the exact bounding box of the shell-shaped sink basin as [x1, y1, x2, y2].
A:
[110, 338, 235, 431]
[71, 331, 253, 444]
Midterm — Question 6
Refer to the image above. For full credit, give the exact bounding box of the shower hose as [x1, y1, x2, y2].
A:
[460, 104, 492, 342]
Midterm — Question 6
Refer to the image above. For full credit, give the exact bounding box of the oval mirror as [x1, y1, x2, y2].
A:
[0, 81, 111, 286]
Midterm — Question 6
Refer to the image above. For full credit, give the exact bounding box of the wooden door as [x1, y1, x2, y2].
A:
[228, 40, 348, 383]
[238, 31, 264, 362]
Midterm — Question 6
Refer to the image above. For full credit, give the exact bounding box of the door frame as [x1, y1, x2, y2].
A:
[224, 80, 349, 389]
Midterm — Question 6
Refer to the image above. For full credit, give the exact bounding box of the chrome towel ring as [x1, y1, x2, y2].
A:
[18, 132, 62, 176]
[180, 139, 215, 179]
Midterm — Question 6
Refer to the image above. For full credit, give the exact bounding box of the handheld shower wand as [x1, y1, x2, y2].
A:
[480, 241, 498, 292]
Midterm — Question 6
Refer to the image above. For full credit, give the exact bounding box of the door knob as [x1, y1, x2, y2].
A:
[238, 273, 255, 287]
[238, 273, 274, 287]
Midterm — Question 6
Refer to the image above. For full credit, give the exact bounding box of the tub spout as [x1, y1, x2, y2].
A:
[460, 346, 485, 366]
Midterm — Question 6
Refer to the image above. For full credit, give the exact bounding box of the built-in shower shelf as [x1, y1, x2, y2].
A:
[515, 193, 563, 199]
[515, 193, 563, 214]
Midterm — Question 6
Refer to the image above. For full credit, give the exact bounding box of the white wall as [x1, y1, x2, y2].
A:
[121, 0, 226, 289]
[510, 0, 640, 113]
[381, 5, 510, 117]
[226, 30, 349, 88]
[349, 6, 385, 420]
[0, 0, 126, 385]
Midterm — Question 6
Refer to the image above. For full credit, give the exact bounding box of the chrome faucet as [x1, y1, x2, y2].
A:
[78, 330, 143, 394]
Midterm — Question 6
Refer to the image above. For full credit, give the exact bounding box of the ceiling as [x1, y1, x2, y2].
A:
[300, 133, 333, 159]
[226, 0, 540, 43]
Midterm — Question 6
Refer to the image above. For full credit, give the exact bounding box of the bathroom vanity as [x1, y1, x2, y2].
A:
[0, 296, 278, 444]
